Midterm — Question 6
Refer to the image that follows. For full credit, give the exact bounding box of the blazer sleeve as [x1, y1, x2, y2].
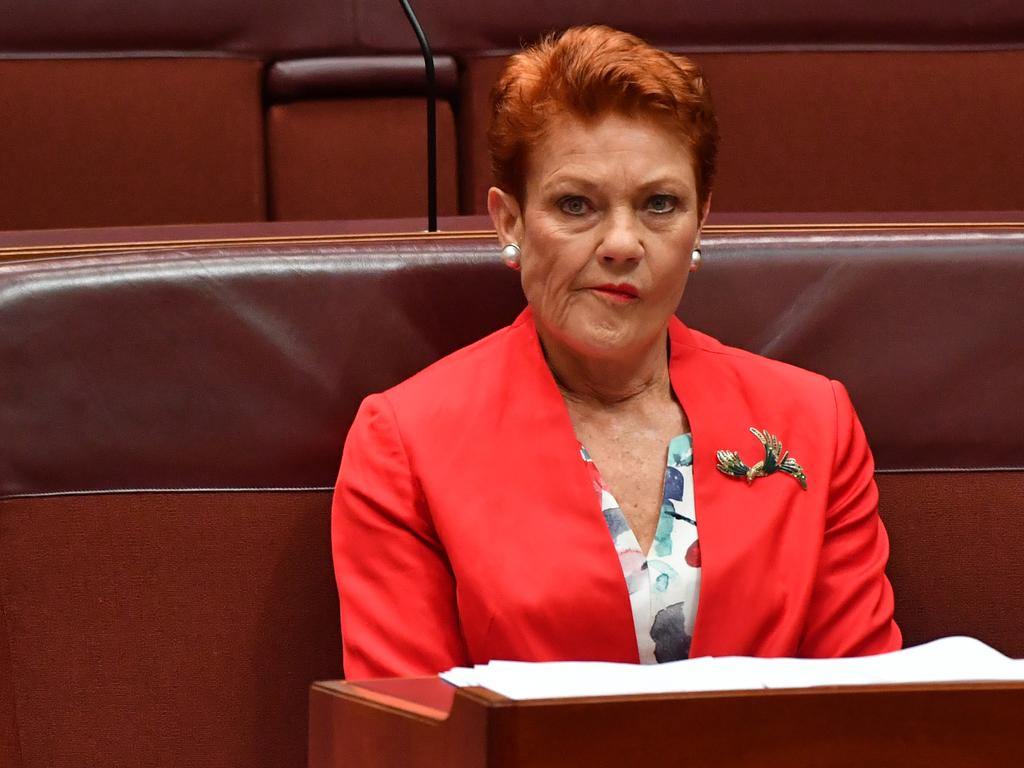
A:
[797, 381, 903, 657]
[332, 393, 469, 678]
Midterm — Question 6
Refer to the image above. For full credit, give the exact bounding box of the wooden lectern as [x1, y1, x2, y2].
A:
[309, 677, 1024, 767]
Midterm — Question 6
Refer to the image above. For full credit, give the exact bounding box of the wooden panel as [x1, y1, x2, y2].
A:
[311, 678, 1024, 768]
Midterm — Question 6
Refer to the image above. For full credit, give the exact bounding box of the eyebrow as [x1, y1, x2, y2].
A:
[538, 172, 601, 193]
[641, 177, 691, 192]
[540, 172, 692, 194]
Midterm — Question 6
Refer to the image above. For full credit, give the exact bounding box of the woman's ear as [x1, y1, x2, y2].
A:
[487, 187, 523, 246]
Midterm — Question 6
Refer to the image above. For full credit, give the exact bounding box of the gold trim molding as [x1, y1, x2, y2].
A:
[2, 220, 1022, 260]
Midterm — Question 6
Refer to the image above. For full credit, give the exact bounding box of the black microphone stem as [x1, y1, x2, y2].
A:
[398, 0, 438, 232]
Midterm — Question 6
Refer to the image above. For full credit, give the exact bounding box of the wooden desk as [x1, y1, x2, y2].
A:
[309, 677, 1024, 767]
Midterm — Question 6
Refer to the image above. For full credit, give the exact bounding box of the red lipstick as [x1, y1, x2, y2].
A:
[592, 283, 640, 301]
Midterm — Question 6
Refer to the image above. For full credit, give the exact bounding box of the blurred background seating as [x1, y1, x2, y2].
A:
[2, 1, 1024, 230]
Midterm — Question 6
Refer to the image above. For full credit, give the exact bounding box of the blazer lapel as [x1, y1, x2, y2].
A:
[668, 317, 812, 657]
[473, 309, 639, 662]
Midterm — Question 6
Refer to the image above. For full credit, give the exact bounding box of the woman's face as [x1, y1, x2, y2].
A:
[489, 112, 707, 362]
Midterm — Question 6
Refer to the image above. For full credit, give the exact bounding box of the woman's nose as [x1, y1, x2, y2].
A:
[596, 209, 644, 263]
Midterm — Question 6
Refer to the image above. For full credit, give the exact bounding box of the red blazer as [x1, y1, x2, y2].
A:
[333, 309, 901, 679]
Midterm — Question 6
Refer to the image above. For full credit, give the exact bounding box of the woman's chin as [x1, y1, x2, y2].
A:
[563, 319, 660, 362]
[535, 303, 669, 362]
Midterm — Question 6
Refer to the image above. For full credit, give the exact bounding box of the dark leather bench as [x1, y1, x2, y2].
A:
[1, 218, 1022, 768]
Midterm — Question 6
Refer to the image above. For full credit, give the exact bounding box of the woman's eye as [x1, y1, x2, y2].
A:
[558, 196, 590, 216]
[647, 195, 677, 214]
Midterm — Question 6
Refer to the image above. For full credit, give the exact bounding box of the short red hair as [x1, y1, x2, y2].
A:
[488, 25, 719, 211]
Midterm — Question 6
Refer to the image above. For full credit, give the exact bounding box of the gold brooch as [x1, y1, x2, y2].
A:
[716, 428, 808, 490]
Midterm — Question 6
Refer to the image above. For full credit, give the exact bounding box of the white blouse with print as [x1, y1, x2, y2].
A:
[580, 433, 701, 663]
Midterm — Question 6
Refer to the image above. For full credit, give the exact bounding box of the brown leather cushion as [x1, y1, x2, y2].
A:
[265, 56, 460, 102]
[267, 98, 459, 221]
[0, 58, 266, 230]
[0, 491, 339, 768]
[2, 227, 1022, 498]
[459, 51, 1024, 214]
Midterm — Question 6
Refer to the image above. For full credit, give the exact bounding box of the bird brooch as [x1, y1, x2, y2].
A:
[716, 427, 808, 490]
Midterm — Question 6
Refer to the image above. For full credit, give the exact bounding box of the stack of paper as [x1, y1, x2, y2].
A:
[440, 637, 1024, 700]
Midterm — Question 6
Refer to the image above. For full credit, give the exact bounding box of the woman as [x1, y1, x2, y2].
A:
[333, 25, 901, 679]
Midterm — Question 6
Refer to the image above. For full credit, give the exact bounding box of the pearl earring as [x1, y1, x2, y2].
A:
[690, 247, 702, 272]
[501, 243, 522, 270]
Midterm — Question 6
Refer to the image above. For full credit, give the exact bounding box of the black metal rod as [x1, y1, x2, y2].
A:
[398, 0, 438, 232]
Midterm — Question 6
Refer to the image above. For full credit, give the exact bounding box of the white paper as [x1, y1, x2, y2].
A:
[438, 637, 1024, 700]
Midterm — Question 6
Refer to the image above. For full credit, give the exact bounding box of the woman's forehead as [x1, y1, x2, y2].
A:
[529, 113, 697, 190]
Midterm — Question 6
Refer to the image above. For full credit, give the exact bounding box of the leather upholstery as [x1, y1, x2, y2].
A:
[1, 221, 1022, 768]
[266, 56, 459, 101]
[2, 223, 1020, 497]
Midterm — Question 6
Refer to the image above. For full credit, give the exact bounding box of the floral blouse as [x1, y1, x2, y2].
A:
[580, 434, 700, 663]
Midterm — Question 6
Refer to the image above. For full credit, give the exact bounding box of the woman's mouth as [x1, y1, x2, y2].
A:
[591, 283, 640, 302]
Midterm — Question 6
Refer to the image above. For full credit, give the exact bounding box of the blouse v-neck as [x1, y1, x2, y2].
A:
[580, 433, 702, 663]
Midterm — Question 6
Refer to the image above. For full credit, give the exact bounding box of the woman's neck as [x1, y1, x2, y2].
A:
[540, 328, 672, 409]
